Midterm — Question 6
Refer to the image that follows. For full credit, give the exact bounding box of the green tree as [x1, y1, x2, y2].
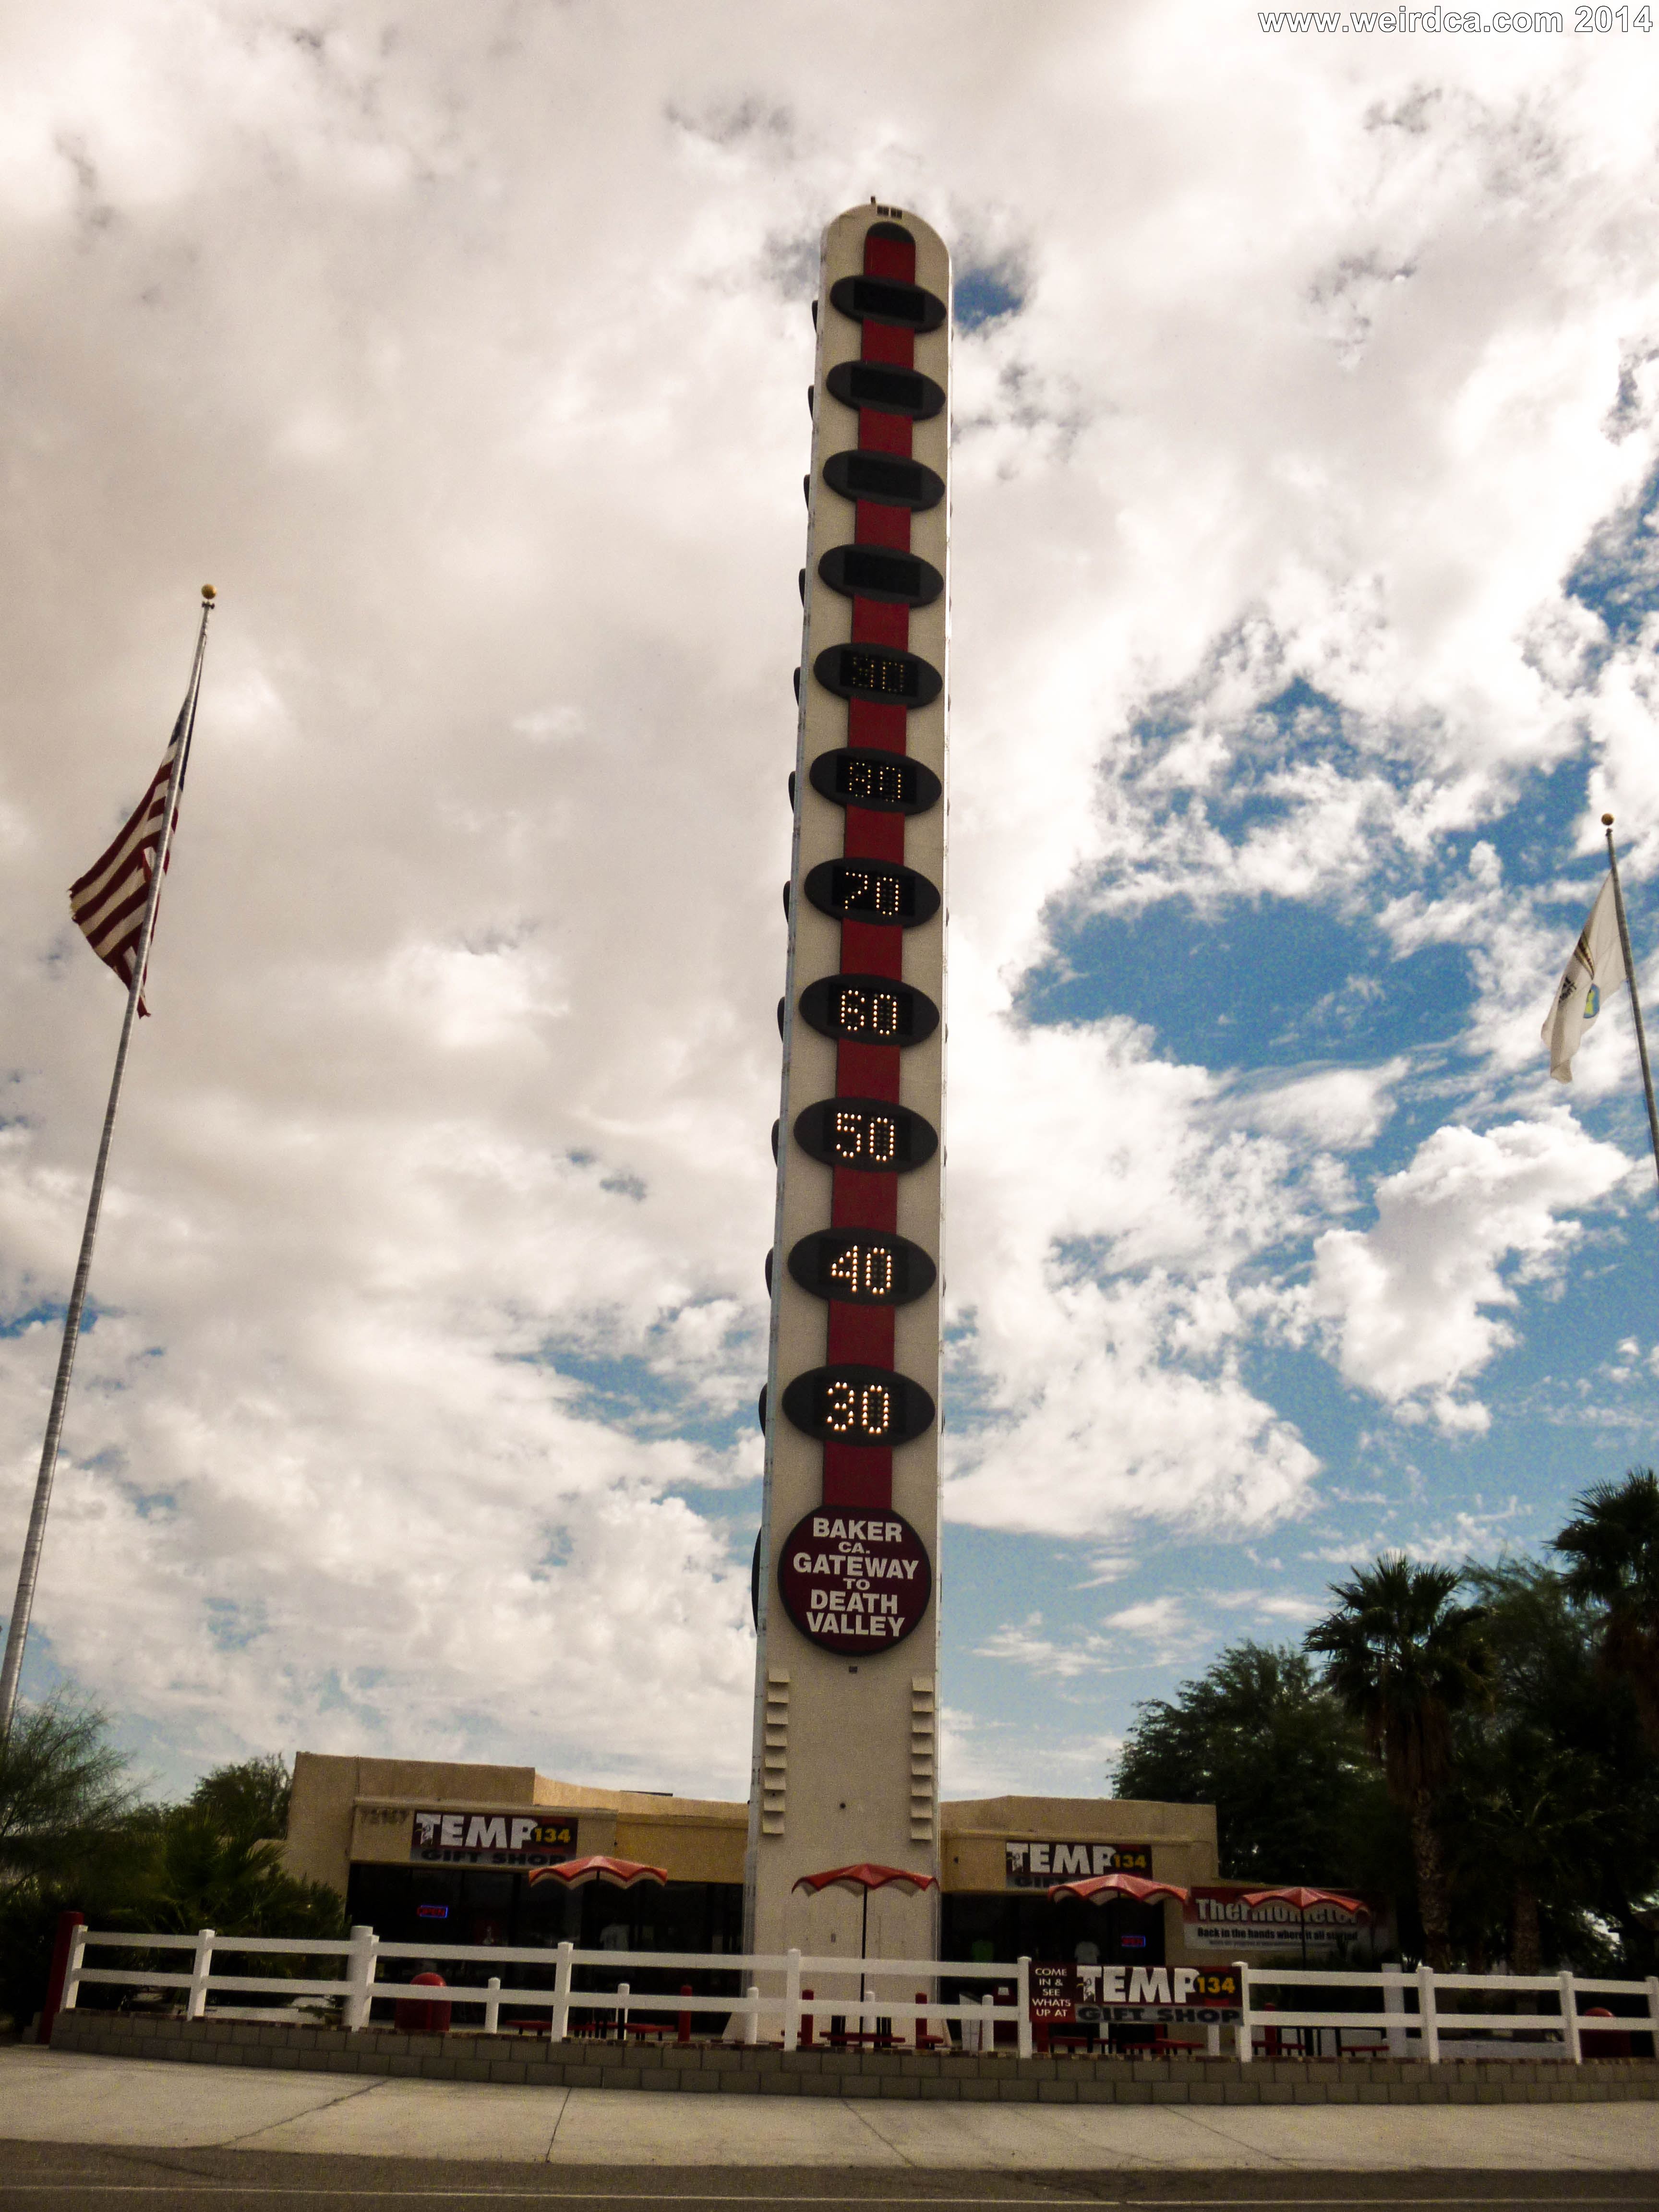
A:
[0, 1696, 137, 1899]
[0, 1697, 149, 2031]
[0, 1723, 342, 2031]
[119, 1753, 341, 1943]
[1553, 1466, 1659, 1750]
[1443, 1563, 1597, 1972]
[1113, 1641, 1389, 1884]
[1307, 1556, 1491, 1970]
[186, 1754, 292, 1843]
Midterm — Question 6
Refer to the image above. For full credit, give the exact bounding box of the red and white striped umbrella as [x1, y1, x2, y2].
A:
[792, 1863, 939, 1898]
[793, 1864, 939, 2001]
[526, 1854, 668, 1891]
[1047, 1871, 1190, 1906]
[1241, 1887, 1367, 1914]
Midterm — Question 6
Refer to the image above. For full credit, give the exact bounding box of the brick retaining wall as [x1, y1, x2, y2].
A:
[48, 2012, 1659, 2104]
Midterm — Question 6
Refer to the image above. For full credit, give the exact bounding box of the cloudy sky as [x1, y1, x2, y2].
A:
[3, 0, 1658, 1816]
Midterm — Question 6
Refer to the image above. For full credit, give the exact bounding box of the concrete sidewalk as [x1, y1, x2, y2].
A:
[3, 2046, 1659, 2169]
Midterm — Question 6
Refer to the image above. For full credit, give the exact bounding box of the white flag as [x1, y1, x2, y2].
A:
[1542, 875, 1626, 1082]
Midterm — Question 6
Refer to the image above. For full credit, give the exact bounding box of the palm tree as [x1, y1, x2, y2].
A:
[1553, 1468, 1659, 1751]
[1307, 1556, 1491, 1970]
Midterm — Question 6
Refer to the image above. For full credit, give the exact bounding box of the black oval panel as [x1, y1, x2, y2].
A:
[817, 543, 942, 608]
[813, 644, 942, 709]
[798, 974, 940, 1046]
[757, 1383, 768, 1431]
[805, 859, 940, 929]
[829, 275, 947, 333]
[787, 1229, 937, 1307]
[793, 1096, 938, 1173]
[810, 748, 940, 817]
[826, 360, 945, 421]
[823, 450, 944, 511]
[782, 1364, 936, 1446]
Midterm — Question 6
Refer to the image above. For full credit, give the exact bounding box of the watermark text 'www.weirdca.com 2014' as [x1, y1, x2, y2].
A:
[1260, 5, 1649, 31]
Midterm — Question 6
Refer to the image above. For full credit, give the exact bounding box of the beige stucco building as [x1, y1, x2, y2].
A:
[283, 1752, 1276, 1974]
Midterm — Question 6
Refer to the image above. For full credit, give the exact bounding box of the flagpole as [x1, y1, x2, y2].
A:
[0, 590, 216, 1742]
[1603, 813, 1659, 1194]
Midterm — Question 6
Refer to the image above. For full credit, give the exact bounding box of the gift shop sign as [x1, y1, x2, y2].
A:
[1004, 1840, 1151, 1889]
[1029, 1961, 1241, 2026]
[1183, 1887, 1372, 1954]
[410, 1811, 577, 1867]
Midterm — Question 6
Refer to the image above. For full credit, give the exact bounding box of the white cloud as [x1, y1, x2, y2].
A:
[1310, 1115, 1635, 1431]
[1239, 1059, 1408, 1154]
[941, 1002, 1323, 1541]
[975, 1593, 1201, 1679]
[0, 0, 1656, 1788]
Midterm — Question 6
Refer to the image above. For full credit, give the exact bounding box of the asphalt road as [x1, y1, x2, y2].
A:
[0, 2145, 1657, 2212]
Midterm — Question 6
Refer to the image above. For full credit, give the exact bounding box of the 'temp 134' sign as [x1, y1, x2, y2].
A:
[411, 1811, 576, 1866]
[1005, 1840, 1151, 1888]
[1029, 1962, 1242, 2026]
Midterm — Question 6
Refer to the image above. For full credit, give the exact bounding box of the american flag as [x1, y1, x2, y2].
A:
[67, 697, 191, 1016]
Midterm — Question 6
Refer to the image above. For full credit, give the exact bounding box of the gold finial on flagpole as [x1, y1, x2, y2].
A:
[1603, 812, 1615, 826]
[201, 585, 216, 602]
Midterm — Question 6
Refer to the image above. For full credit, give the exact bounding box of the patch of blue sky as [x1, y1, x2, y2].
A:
[1477, 751, 1602, 889]
[527, 1339, 757, 1462]
[937, 1187, 1658, 1750]
[1565, 460, 1659, 650]
[0, 1301, 63, 1337]
[954, 264, 1024, 332]
[314, 1665, 390, 1715]
[204, 1595, 264, 1651]
[699, 1478, 763, 1556]
[124, 1487, 178, 1519]
[1020, 894, 1467, 1088]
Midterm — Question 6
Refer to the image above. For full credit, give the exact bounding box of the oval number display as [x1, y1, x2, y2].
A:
[805, 859, 940, 928]
[825, 360, 945, 421]
[808, 748, 941, 816]
[817, 542, 943, 607]
[829, 274, 947, 332]
[793, 1096, 938, 1173]
[797, 974, 940, 1046]
[813, 644, 942, 709]
[822, 450, 944, 512]
[781, 1364, 936, 1447]
[787, 1229, 937, 1307]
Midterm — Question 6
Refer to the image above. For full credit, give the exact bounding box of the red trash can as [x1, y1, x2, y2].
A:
[1582, 2007, 1631, 2059]
[394, 1972, 452, 2033]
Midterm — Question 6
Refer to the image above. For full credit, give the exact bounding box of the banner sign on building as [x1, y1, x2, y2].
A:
[1029, 1961, 1241, 2025]
[1004, 1840, 1151, 1889]
[1183, 1887, 1376, 1953]
[410, 1811, 577, 1867]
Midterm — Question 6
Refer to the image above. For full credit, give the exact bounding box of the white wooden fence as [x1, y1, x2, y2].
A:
[60, 1925, 1034, 2056]
[1232, 1959, 1659, 2064]
[56, 1929, 1659, 2066]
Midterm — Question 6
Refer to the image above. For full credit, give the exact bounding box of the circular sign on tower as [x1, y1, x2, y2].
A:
[776, 1507, 933, 1656]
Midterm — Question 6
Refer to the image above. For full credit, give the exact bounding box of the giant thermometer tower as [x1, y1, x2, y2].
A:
[747, 203, 950, 1964]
